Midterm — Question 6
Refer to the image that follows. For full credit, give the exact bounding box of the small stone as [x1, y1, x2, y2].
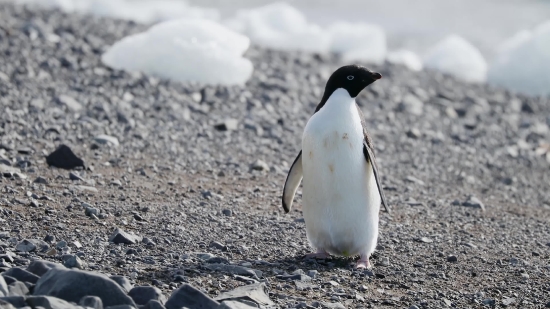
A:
[215, 283, 274, 307]
[219, 300, 258, 309]
[109, 228, 142, 244]
[222, 209, 232, 216]
[57, 95, 82, 111]
[46, 145, 85, 170]
[214, 119, 239, 131]
[79, 296, 103, 309]
[94, 135, 119, 147]
[502, 297, 515, 306]
[34, 176, 48, 185]
[110, 276, 133, 293]
[62, 255, 86, 269]
[321, 302, 346, 309]
[307, 270, 318, 279]
[85, 207, 101, 217]
[209, 241, 227, 251]
[447, 255, 458, 262]
[69, 172, 84, 181]
[406, 128, 422, 139]
[417, 237, 433, 243]
[165, 284, 220, 309]
[380, 257, 390, 266]
[251, 160, 269, 171]
[15, 240, 37, 253]
[462, 195, 485, 211]
[129, 286, 166, 305]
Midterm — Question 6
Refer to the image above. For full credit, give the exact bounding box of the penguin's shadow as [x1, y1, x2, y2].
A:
[273, 254, 358, 270]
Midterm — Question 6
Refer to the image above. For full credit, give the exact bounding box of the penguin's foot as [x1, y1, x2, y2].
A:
[304, 249, 329, 259]
[355, 255, 372, 269]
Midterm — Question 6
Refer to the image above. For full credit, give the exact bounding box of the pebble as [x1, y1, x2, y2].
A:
[214, 119, 239, 131]
[222, 209, 232, 216]
[447, 255, 458, 262]
[462, 195, 485, 211]
[109, 228, 142, 244]
[251, 160, 269, 171]
[33, 176, 48, 184]
[95, 135, 120, 147]
[57, 95, 82, 111]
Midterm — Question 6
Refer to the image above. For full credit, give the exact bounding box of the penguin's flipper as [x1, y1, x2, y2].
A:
[362, 142, 391, 213]
[282, 150, 303, 213]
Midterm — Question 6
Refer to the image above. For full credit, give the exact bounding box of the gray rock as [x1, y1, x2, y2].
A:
[251, 160, 269, 171]
[447, 255, 458, 262]
[306, 270, 318, 279]
[33, 176, 48, 185]
[0, 300, 15, 309]
[128, 286, 166, 305]
[219, 300, 258, 309]
[104, 306, 136, 309]
[214, 119, 239, 131]
[143, 300, 166, 309]
[0, 297, 26, 308]
[69, 172, 84, 181]
[95, 135, 119, 147]
[221, 209, 232, 216]
[215, 283, 274, 307]
[2, 268, 40, 284]
[7, 281, 28, 297]
[398, 94, 424, 116]
[79, 296, 103, 309]
[108, 228, 142, 244]
[62, 255, 86, 269]
[0, 277, 7, 297]
[26, 295, 79, 309]
[205, 264, 258, 278]
[320, 302, 345, 309]
[15, 240, 36, 253]
[57, 95, 82, 111]
[0, 165, 24, 179]
[109, 276, 133, 293]
[462, 195, 485, 211]
[33, 268, 136, 308]
[165, 284, 219, 309]
[85, 207, 101, 217]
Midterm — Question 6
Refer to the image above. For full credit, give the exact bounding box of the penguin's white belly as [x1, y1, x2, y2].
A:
[301, 96, 380, 257]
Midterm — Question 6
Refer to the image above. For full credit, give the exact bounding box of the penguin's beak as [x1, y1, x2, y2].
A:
[372, 72, 382, 80]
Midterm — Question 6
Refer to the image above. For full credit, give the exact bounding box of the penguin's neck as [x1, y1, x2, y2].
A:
[319, 88, 357, 115]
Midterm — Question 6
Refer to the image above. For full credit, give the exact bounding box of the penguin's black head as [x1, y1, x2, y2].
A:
[323, 64, 382, 98]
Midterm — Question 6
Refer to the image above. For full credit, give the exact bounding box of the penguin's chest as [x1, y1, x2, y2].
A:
[301, 102, 378, 255]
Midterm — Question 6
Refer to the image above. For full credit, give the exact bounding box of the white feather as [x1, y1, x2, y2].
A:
[301, 88, 380, 257]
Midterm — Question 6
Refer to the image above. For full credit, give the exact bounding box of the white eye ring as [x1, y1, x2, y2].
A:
[347, 75, 354, 80]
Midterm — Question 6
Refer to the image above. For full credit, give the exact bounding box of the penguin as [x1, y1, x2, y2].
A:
[282, 64, 390, 269]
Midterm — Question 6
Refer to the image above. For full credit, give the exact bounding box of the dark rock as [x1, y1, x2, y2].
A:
[33, 268, 136, 307]
[0, 297, 25, 308]
[104, 305, 136, 309]
[214, 119, 239, 131]
[209, 241, 227, 251]
[0, 299, 16, 309]
[219, 300, 258, 309]
[128, 286, 166, 305]
[108, 228, 142, 244]
[165, 284, 219, 309]
[79, 295, 103, 309]
[143, 300, 166, 309]
[26, 295, 79, 309]
[1, 277, 14, 286]
[62, 255, 86, 269]
[462, 195, 485, 211]
[34, 176, 48, 185]
[215, 283, 274, 307]
[447, 255, 458, 262]
[222, 209, 232, 216]
[2, 268, 40, 284]
[204, 264, 259, 278]
[46, 145, 84, 170]
[7, 281, 29, 297]
[109, 276, 133, 293]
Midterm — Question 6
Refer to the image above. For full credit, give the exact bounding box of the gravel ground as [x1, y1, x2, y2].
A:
[1, 3, 550, 309]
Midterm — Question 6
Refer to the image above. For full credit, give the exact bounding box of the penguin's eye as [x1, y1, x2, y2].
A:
[347, 75, 354, 80]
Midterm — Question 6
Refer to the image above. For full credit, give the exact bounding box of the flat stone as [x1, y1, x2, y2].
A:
[94, 135, 119, 147]
[108, 228, 142, 244]
[62, 255, 86, 269]
[33, 268, 136, 308]
[462, 195, 485, 211]
[128, 286, 166, 305]
[33, 176, 48, 185]
[0, 296, 25, 308]
[165, 284, 219, 309]
[215, 283, 274, 307]
[251, 160, 269, 171]
[219, 300, 258, 309]
[321, 302, 346, 309]
[79, 295, 103, 309]
[46, 145, 84, 170]
[57, 95, 82, 111]
[2, 268, 40, 284]
[205, 264, 258, 278]
[8, 281, 29, 297]
[214, 119, 239, 131]
[27, 295, 80, 309]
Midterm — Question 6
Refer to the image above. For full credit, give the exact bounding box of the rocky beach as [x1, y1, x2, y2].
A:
[1, 3, 550, 309]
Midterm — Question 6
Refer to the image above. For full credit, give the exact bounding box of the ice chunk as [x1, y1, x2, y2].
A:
[488, 21, 550, 96]
[224, 2, 330, 53]
[15, 0, 219, 24]
[101, 19, 253, 86]
[423, 35, 487, 83]
[386, 49, 423, 71]
[327, 22, 387, 64]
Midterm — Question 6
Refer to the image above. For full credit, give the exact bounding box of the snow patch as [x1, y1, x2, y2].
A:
[224, 2, 330, 53]
[327, 22, 387, 64]
[386, 50, 423, 71]
[488, 21, 550, 96]
[423, 35, 487, 83]
[15, 0, 219, 24]
[101, 19, 253, 86]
